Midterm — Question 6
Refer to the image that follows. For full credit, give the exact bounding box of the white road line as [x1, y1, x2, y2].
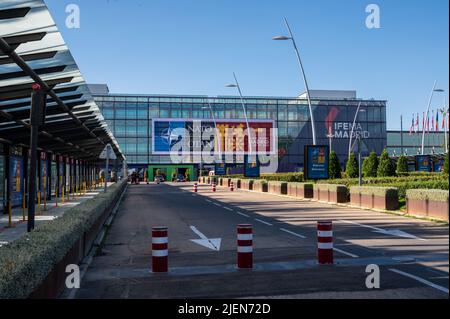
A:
[213, 203, 222, 207]
[279, 228, 306, 239]
[333, 247, 359, 258]
[255, 218, 273, 226]
[205, 199, 212, 203]
[389, 268, 449, 294]
[237, 212, 250, 218]
[223, 207, 233, 211]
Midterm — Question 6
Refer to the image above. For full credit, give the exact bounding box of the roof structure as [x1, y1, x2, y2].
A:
[0, 0, 124, 161]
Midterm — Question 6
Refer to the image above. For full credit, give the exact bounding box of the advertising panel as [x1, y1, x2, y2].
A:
[304, 145, 329, 180]
[214, 162, 227, 176]
[244, 155, 260, 178]
[10, 156, 23, 206]
[152, 118, 275, 155]
[415, 155, 432, 172]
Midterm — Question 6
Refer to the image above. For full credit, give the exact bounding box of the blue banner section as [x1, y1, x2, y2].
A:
[10, 156, 24, 206]
[416, 155, 432, 172]
[244, 156, 260, 178]
[215, 162, 227, 176]
[154, 121, 186, 153]
[304, 145, 329, 180]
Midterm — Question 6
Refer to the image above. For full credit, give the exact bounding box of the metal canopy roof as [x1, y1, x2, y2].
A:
[0, 0, 124, 162]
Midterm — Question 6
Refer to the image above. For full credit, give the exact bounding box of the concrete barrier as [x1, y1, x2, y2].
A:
[253, 180, 268, 193]
[287, 182, 314, 199]
[350, 186, 399, 211]
[313, 184, 348, 204]
[240, 179, 254, 190]
[268, 181, 288, 195]
[230, 178, 241, 189]
[406, 189, 449, 222]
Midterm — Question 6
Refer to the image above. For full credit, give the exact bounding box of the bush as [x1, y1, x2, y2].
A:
[363, 151, 379, 177]
[396, 155, 409, 175]
[329, 151, 342, 179]
[350, 186, 399, 198]
[406, 189, 449, 202]
[377, 149, 395, 177]
[346, 153, 359, 178]
[0, 180, 127, 299]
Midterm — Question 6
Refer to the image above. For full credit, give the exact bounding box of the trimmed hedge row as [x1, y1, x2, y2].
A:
[0, 180, 127, 299]
[314, 184, 347, 193]
[406, 189, 449, 202]
[350, 186, 399, 198]
[217, 172, 304, 183]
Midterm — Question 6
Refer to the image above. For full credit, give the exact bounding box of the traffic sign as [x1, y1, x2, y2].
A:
[99, 144, 117, 160]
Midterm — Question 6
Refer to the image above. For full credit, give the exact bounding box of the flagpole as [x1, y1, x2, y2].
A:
[400, 115, 404, 156]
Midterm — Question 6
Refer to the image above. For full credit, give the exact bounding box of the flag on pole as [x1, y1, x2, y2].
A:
[432, 110, 435, 132]
[422, 112, 425, 132]
[415, 113, 419, 133]
[409, 114, 414, 135]
[436, 110, 439, 132]
[443, 110, 446, 129]
[427, 112, 430, 132]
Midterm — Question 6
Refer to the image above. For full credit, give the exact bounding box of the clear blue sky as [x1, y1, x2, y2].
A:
[45, 0, 449, 130]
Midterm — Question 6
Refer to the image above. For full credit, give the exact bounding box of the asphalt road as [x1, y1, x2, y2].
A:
[73, 182, 449, 299]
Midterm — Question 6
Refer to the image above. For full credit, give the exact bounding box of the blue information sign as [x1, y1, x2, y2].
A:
[214, 162, 227, 176]
[416, 155, 432, 172]
[304, 145, 330, 180]
[244, 156, 260, 178]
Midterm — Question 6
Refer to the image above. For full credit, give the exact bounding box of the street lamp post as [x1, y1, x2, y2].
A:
[439, 98, 449, 154]
[226, 72, 253, 156]
[273, 17, 316, 145]
[421, 82, 444, 155]
[348, 101, 363, 160]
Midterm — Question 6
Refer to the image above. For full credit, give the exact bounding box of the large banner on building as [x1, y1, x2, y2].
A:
[152, 118, 276, 155]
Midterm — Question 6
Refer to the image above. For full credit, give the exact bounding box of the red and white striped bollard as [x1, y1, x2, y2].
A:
[152, 226, 168, 272]
[193, 182, 198, 193]
[212, 182, 216, 192]
[237, 224, 253, 269]
[317, 221, 333, 264]
[230, 182, 234, 192]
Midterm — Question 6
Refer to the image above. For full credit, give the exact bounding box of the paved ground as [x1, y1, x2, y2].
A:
[74, 182, 449, 299]
[0, 183, 113, 246]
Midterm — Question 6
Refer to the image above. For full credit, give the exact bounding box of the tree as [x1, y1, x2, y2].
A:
[444, 152, 449, 174]
[346, 153, 359, 178]
[329, 151, 342, 179]
[363, 151, 379, 177]
[396, 155, 409, 175]
[377, 149, 395, 177]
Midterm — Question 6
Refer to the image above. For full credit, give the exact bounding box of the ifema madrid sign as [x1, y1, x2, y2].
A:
[152, 118, 279, 170]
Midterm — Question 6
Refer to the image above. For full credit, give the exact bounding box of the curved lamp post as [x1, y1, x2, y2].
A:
[348, 101, 363, 159]
[273, 17, 316, 145]
[226, 72, 253, 155]
[421, 81, 444, 155]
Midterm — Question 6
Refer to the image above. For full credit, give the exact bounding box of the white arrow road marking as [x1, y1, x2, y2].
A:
[389, 269, 449, 294]
[189, 226, 221, 251]
[338, 220, 425, 240]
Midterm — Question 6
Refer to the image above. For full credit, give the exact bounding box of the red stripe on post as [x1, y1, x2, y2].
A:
[152, 226, 168, 273]
[237, 224, 253, 269]
[317, 221, 333, 265]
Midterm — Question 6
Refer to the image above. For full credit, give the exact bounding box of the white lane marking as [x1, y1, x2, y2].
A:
[213, 202, 222, 207]
[389, 268, 449, 294]
[280, 228, 306, 239]
[237, 212, 250, 218]
[338, 220, 425, 240]
[255, 218, 273, 226]
[333, 247, 359, 258]
[189, 225, 221, 251]
[205, 199, 212, 203]
[223, 207, 233, 211]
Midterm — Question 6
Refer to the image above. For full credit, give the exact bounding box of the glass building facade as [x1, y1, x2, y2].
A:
[92, 87, 387, 172]
[387, 131, 448, 156]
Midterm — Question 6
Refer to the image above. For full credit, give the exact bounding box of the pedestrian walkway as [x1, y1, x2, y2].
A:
[0, 182, 115, 247]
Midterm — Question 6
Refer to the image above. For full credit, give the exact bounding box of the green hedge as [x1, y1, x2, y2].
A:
[216, 172, 303, 183]
[350, 186, 399, 197]
[0, 180, 127, 299]
[406, 189, 449, 202]
[314, 184, 347, 192]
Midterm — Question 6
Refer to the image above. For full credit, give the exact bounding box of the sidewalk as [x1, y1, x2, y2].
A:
[0, 183, 115, 247]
